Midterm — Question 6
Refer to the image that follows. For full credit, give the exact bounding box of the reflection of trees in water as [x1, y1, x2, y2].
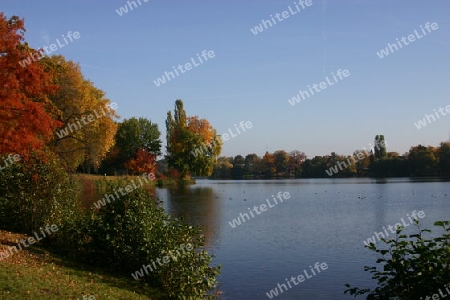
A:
[164, 186, 220, 248]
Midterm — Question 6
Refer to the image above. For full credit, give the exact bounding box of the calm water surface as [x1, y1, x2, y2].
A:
[156, 178, 450, 300]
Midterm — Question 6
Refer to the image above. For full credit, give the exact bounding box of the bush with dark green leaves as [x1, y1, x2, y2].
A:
[0, 152, 80, 234]
[72, 180, 220, 299]
[0, 156, 220, 299]
[345, 220, 450, 299]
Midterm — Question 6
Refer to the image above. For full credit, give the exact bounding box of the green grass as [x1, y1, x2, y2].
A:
[74, 174, 179, 189]
[0, 230, 163, 299]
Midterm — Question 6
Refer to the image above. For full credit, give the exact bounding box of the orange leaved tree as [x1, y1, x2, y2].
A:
[0, 14, 61, 156]
[124, 148, 157, 176]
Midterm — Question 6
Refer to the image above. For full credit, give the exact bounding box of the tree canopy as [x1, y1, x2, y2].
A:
[42, 55, 118, 172]
[165, 100, 222, 178]
[0, 14, 61, 156]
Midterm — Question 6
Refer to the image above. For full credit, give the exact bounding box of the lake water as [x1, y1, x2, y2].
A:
[156, 178, 450, 299]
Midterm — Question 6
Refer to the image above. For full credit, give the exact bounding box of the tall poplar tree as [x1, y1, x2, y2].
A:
[165, 100, 222, 178]
[374, 135, 387, 159]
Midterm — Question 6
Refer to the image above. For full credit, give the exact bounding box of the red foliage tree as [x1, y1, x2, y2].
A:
[124, 148, 157, 175]
[0, 14, 61, 156]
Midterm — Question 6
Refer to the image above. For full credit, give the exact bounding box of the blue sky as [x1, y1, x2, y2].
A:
[3, 0, 450, 158]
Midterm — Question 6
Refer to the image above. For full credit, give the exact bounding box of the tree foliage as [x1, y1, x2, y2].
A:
[115, 117, 162, 159]
[0, 14, 61, 156]
[42, 56, 118, 172]
[165, 100, 222, 178]
[124, 148, 157, 176]
[374, 135, 387, 159]
[102, 117, 161, 175]
[273, 150, 289, 174]
[211, 139, 450, 179]
[439, 142, 450, 177]
[345, 220, 450, 299]
[67, 182, 221, 298]
[0, 151, 79, 234]
[408, 144, 439, 176]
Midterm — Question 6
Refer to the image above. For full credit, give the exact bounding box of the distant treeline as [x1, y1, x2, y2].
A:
[208, 137, 450, 179]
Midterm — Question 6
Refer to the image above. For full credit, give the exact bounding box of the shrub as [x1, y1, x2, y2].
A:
[0, 151, 80, 234]
[345, 220, 450, 299]
[78, 180, 220, 299]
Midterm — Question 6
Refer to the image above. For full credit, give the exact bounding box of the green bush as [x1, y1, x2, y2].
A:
[75, 180, 220, 299]
[0, 157, 220, 299]
[0, 152, 80, 234]
[345, 220, 450, 299]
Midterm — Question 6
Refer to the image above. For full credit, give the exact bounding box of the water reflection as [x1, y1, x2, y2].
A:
[157, 185, 221, 249]
[375, 178, 388, 184]
[79, 184, 157, 210]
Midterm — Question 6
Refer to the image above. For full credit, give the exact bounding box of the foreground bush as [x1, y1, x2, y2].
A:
[345, 220, 450, 299]
[62, 180, 220, 299]
[0, 156, 220, 299]
[0, 152, 79, 234]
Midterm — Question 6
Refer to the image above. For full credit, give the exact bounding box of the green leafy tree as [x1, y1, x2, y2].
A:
[439, 142, 450, 176]
[165, 100, 222, 178]
[273, 150, 289, 174]
[114, 117, 161, 171]
[244, 153, 261, 176]
[302, 156, 328, 178]
[232, 155, 245, 179]
[211, 156, 233, 179]
[371, 155, 409, 178]
[117, 117, 162, 156]
[407, 145, 439, 176]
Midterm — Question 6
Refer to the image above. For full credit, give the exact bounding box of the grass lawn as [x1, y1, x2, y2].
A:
[0, 230, 162, 299]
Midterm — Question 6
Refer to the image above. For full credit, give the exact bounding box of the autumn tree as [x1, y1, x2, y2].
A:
[116, 117, 161, 157]
[288, 150, 306, 177]
[408, 145, 439, 176]
[0, 14, 61, 156]
[353, 149, 371, 174]
[260, 151, 276, 177]
[186, 115, 222, 176]
[244, 153, 261, 176]
[124, 148, 157, 175]
[273, 150, 289, 174]
[114, 117, 161, 169]
[211, 156, 233, 179]
[41, 56, 118, 172]
[165, 100, 222, 178]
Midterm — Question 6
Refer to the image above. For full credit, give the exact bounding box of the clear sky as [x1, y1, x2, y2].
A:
[2, 0, 449, 158]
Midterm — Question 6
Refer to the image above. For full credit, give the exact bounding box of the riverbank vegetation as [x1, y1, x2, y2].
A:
[0, 152, 220, 299]
[0, 13, 220, 299]
[210, 136, 450, 179]
[345, 220, 450, 299]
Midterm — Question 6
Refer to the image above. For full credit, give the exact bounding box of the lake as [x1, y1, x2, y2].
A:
[156, 178, 450, 299]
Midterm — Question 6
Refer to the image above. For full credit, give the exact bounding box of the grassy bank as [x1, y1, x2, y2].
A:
[0, 230, 162, 299]
[74, 174, 188, 192]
